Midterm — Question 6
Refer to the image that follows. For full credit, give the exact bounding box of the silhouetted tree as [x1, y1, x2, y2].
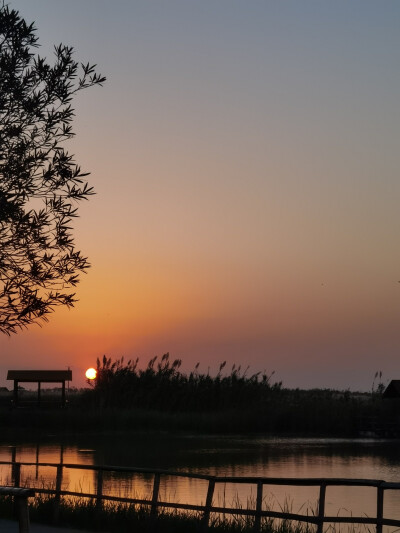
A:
[0, 4, 105, 334]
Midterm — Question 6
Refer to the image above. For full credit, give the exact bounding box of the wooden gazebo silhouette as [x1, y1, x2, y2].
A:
[7, 369, 72, 407]
[383, 380, 400, 398]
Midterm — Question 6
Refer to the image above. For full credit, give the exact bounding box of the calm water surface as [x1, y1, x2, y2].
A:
[1, 435, 400, 530]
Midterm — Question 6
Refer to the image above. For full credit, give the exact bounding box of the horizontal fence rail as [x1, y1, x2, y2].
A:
[1, 460, 400, 532]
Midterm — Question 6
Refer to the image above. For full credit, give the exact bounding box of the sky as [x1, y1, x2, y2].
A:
[1, 0, 400, 391]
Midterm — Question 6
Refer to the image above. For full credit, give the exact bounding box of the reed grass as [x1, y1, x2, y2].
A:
[0, 492, 376, 533]
[86, 353, 283, 412]
[0, 493, 319, 533]
[80, 354, 385, 435]
[0, 354, 389, 436]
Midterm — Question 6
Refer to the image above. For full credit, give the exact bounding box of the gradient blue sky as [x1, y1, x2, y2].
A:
[1, 1, 400, 390]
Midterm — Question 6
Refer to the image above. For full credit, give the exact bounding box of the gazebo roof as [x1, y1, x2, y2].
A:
[7, 370, 72, 383]
[383, 380, 400, 399]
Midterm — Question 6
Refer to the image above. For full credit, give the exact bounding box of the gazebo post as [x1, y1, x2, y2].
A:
[13, 380, 18, 407]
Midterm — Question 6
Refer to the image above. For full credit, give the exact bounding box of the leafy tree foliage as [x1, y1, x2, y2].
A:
[0, 4, 105, 334]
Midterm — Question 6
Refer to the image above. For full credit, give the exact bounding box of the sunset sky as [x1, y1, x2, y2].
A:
[1, 1, 399, 391]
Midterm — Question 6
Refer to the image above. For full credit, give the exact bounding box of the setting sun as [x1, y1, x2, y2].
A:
[85, 368, 97, 380]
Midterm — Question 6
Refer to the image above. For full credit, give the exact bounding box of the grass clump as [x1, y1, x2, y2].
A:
[0, 494, 319, 533]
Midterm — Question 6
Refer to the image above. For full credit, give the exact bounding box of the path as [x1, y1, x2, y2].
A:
[0, 519, 99, 533]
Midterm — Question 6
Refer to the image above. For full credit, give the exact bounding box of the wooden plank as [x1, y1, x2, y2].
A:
[376, 485, 384, 533]
[380, 481, 400, 489]
[53, 464, 63, 523]
[317, 482, 326, 533]
[12, 462, 21, 487]
[6, 458, 400, 533]
[321, 516, 379, 524]
[254, 480, 263, 532]
[7, 370, 72, 382]
[0, 487, 35, 533]
[15, 486, 400, 529]
[0, 459, 388, 489]
[0, 487, 34, 497]
[202, 478, 215, 531]
[151, 473, 160, 517]
[215, 477, 383, 487]
[96, 469, 103, 512]
[17, 495, 30, 533]
[13, 380, 18, 406]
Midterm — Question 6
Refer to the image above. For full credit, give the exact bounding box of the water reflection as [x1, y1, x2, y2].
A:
[0, 443, 97, 494]
[1, 436, 400, 529]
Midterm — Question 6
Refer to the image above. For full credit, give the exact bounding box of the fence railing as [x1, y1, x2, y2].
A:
[1, 460, 400, 532]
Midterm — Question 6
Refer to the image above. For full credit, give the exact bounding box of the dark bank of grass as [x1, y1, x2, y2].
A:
[0, 494, 315, 533]
[0, 390, 388, 439]
[0, 354, 390, 437]
[89, 354, 284, 413]
[79, 354, 387, 437]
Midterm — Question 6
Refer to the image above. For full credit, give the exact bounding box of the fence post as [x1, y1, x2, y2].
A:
[151, 473, 161, 519]
[12, 462, 21, 520]
[317, 482, 326, 533]
[202, 478, 215, 531]
[376, 484, 384, 533]
[16, 495, 30, 533]
[254, 481, 263, 532]
[53, 464, 63, 524]
[96, 469, 104, 512]
[12, 462, 21, 487]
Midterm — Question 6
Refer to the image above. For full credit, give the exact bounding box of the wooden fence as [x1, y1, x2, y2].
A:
[1, 460, 400, 532]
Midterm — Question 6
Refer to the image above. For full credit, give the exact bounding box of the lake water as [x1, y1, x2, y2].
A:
[1, 435, 400, 531]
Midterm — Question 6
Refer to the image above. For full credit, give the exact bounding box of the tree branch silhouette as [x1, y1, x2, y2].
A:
[0, 4, 105, 334]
